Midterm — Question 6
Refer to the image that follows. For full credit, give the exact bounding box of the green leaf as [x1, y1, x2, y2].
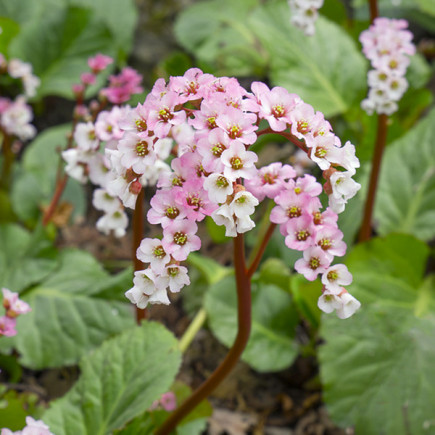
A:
[1, 249, 135, 369]
[415, 0, 435, 16]
[290, 275, 322, 329]
[9, 6, 115, 99]
[70, 0, 137, 55]
[406, 53, 432, 89]
[174, 0, 266, 77]
[0, 17, 20, 55]
[319, 234, 435, 434]
[250, 0, 367, 117]
[43, 322, 181, 435]
[187, 253, 230, 285]
[0, 224, 58, 292]
[257, 258, 291, 293]
[374, 108, 435, 241]
[205, 275, 299, 372]
[11, 124, 86, 223]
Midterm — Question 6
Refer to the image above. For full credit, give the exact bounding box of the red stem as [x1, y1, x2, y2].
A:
[358, 114, 388, 241]
[247, 222, 276, 278]
[368, 0, 378, 22]
[0, 131, 13, 190]
[256, 128, 308, 153]
[133, 189, 146, 323]
[42, 174, 68, 226]
[155, 233, 251, 435]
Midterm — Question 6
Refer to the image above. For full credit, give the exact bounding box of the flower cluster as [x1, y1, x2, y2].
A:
[1, 417, 54, 435]
[62, 54, 151, 237]
[123, 68, 361, 318]
[360, 18, 415, 115]
[288, 0, 324, 36]
[0, 55, 39, 141]
[0, 288, 31, 337]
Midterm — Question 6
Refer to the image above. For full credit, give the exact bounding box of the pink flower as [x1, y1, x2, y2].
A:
[0, 316, 17, 337]
[174, 178, 217, 221]
[248, 82, 299, 131]
[294, 246, 331, 281]
[101, 67, 143, 104]
[148, 189, 187, 228]
[88, 53, 113, 73]
[80, 72, 96, 85]
[284, 213, 316, 251]
[146, 91, 186, 138]
[245, 162, 296, 201]
[162, 220, 201, 261]
[169, 68, 214, 103]
[2, 289, 31, 317]
[216, 106, 258, 145]
[314, 225, 346, 259]
[160, 392, 177, 411]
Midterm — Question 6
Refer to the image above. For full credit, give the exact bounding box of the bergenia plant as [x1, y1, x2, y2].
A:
[107, 68, 362, 432]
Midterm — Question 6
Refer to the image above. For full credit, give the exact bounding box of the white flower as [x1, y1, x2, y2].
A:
[336, 292, 361, 319]
[162, 265, 190, 292]
[74, 122, 99, 151]
[137, 238, 170, 273]
[92, 188, 121, 213]
[211, 204, 237, 237]
[230, 190, 259, 218]
[330, 171, 361, 201]
[203, 173, 233, 204]
[317, 293, 342, 314]
[96, 209, 128, 237]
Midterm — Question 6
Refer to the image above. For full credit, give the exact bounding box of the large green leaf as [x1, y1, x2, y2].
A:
[205, 275, 299, 372]
[70, 0, 137, 55]
[42, 322, 181, 435]
[319, 234, 435, 434]
[1, 249, 135, 369]
[11, 124, 86, 223]
[249, 0, 367, 117]
[9, 5, 115, 98]
[374, 109, 435, 241]
[0, 224, 57, 292]
[174, 0, 266, 77]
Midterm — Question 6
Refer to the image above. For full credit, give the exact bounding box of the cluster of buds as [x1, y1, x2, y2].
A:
[0, 288, 31, 337]
[360, 18, 416, 115]
[287, 0, 324, 36]
[124, 68, 361, 318]
[0, 55, 39, 140]
[1, 417, 54, 435]
[62, 54, 148, 237]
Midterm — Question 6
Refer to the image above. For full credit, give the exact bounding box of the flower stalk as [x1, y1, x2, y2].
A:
[358, 112, 388, 241]
[155, 233, 251, 434]
[133, 189, 146, 323]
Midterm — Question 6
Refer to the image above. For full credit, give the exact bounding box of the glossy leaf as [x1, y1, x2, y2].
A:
[250, 0, 367, 116]
[9, 6, 115, 98]
[0, 224, 57, 292]
[205, 275, 299, 372]
[375, 108, 435, 241]
[1, 249, 135, 369]
[43, 322, 181, 435]
[319, 234, 435, 434]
